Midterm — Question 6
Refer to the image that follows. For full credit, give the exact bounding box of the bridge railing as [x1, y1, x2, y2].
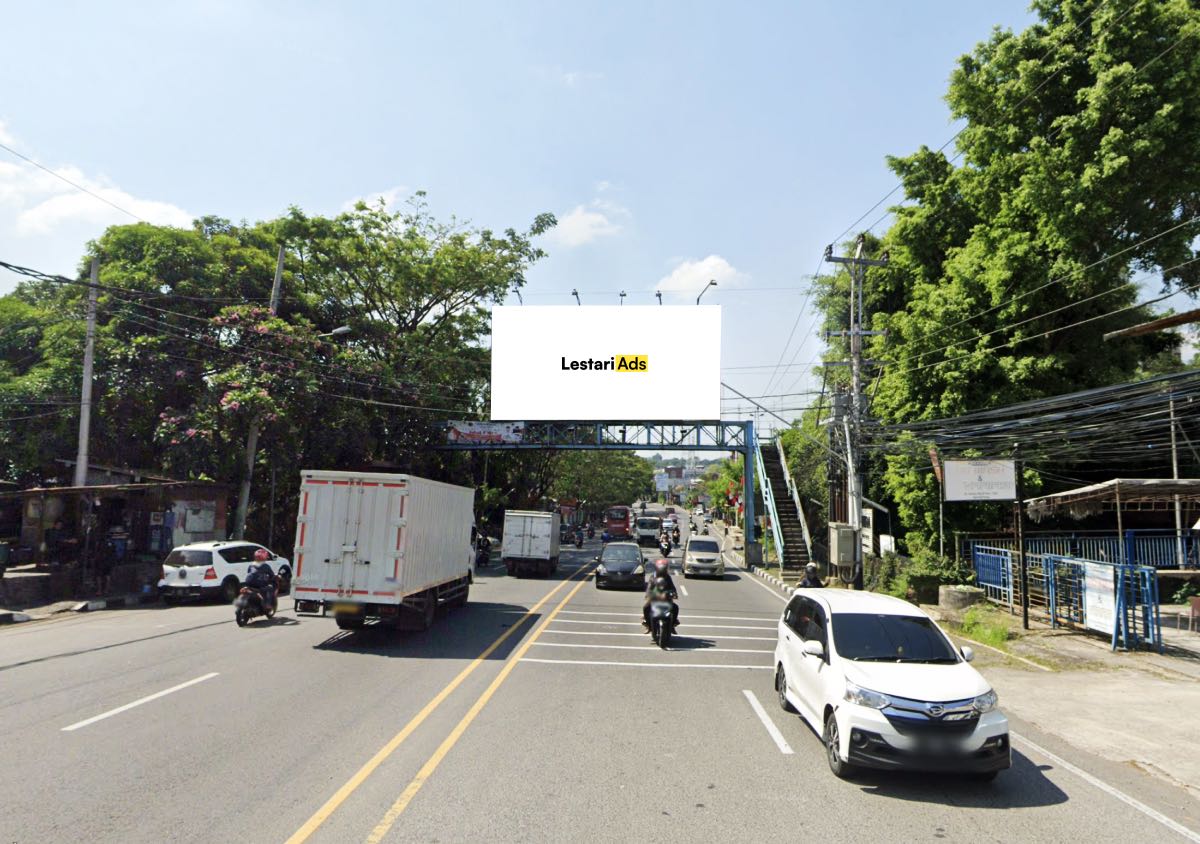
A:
[754, 437, 786, 566]
[774, 435, 813, 561]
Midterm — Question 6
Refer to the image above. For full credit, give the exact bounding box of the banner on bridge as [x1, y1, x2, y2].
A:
[446, 421, 525, 444]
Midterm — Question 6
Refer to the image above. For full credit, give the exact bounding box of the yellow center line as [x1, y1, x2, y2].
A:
[363, 566, 596, 843]
[284, 568, 590, 844]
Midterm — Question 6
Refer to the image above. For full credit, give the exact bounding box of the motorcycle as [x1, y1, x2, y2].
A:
[234, 584, 276, 626]
[586, 525, 595, 539]
[671, 527, 680, 546]
[574, 531, 584, 549]
[658, 538, 672, 558]
[647, 599, 675, 649]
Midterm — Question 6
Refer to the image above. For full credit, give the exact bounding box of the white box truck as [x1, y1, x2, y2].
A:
[291, 470, 475, 630]
[501, 510, 561, 577]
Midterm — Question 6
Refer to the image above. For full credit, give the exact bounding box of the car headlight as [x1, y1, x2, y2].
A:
[972, 689, 999, 713]
[844, 680, 891, 710]
[596, 564, 607, 574]
[634, 564, 644, 575]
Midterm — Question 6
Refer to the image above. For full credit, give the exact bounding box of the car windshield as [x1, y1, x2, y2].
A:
[831, 613, 959, 663]
[637, 519, 660, 529]
[688, 540, 720, 553]
[164, 549, 212, 567]
[601, 546, 642, 564]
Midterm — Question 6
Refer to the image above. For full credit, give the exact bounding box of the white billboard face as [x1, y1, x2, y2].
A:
[943, 460, 1017, 501]
[490, 306, 721, 420]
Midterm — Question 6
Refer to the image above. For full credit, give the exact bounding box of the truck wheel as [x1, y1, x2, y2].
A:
[449, 581, 469, 608]
[418, 590, 436, 630]
[336, 616, 364, 631]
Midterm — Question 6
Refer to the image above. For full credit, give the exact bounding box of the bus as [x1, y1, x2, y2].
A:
[604, 505, 634, 540]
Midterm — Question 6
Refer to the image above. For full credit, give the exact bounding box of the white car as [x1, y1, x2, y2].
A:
[682, 536, 724, 578]
[774, 590, 1009, 780]
[159, 541, 292, 603]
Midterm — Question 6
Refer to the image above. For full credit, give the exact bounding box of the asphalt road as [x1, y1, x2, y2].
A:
[2, 508, 1199, 843]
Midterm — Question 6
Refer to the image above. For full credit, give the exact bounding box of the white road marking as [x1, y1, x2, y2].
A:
[677, 581, 689, 597]
[62, 672, 220, 732]
[1012, 732, 1200, 843]
[532, 641, 775, 655]
[521, 658, 772, 670]
[559, 610, 777, 622]
[543, 629, 776, 641]
[742, 689, 794, 754]
[730, 563, 790, 604]
[549, 619, 774, 631]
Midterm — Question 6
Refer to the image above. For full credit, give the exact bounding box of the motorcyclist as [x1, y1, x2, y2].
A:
[586, 523, 595, 539]
[574, 525, 584, 547]
[245, 548, 278, 610]
[658, 532, 672, 557]
[798, 562, 825, 588]
[475, 533, 491, 568]
[642, 559, 679, 633]
[671, 525, 680, 545]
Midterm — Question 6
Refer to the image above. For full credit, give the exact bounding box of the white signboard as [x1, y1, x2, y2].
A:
[490, 306, 721, 420]
[446, 421, 524, 444]
[654, 473, 670, 493]
[1083, 562, 1117, 636]
[943, 460, 1017, 501]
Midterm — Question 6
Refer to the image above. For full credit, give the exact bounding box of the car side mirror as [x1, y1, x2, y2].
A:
[801, 640, 824, 658]
[593, 556, 600, 563]
[960, 645, 975, 663]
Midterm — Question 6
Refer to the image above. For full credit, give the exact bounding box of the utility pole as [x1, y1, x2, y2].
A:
[74, 259, 99, 488]
[825, 236, 888, 589]
[1170, 393, 1183, 568]
[233, 245, 284, 540]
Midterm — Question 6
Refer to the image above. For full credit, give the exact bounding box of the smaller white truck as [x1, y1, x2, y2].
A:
[501, 510, 561, 577]
[635, 515, 662, 547]
[291, 470, 475, 631]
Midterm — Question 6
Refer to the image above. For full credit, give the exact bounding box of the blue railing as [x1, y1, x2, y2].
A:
[754, 437, 785, 566]
[966, 530, 1198, 569]
[970, 545, 1162, 651]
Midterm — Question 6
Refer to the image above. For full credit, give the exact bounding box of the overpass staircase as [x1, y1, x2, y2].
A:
[755, 438, 813, 573]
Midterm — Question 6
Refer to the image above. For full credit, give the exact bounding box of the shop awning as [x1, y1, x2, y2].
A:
[1025, 478, 1200, 522]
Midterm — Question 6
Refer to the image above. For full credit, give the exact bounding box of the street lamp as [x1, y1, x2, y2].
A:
[619, 290, 627, 306]
[572, 289, 581, 306]
[655, 291, 662, 305]
[696, 279, 717, 305]
[317, 325, 352, 339]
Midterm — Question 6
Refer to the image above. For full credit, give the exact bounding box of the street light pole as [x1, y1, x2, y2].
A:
[572, 289, 581, 306]
[697, 279, 717, 305]
[619, 291, 627, 306]
[655, 291, 662, 305]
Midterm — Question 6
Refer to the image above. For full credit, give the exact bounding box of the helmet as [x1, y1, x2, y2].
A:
[654, 576, 670, 591]
[254, 548, 271, 562]
[805, 562, 817, 574]
[654, 559, 670, 577]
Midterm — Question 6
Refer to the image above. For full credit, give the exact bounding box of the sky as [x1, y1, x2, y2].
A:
[0, 0, 1116, 434]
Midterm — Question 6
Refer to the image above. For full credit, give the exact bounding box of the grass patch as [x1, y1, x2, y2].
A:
[958, 605, 1012, 649]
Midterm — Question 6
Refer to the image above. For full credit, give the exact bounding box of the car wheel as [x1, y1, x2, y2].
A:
[776, 666, 796, 713]
[221, 577, 240, 604]
[825, 711, 857, 780]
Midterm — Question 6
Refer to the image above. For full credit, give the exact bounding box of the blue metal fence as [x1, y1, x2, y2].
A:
[966, 530, 1198, 570]
[970, 545, 1162, 651]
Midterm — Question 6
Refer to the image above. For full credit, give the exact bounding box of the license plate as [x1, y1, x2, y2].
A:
[332, 603, 363, 615]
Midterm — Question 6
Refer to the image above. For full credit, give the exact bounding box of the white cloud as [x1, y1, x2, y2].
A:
[0, 120, 15, 147]
[547, 197, 631, 248]
[562, 70, 603, 86]
[656, 255, 748, 302]
[340, 185, 409, 212]
[0, 157, 190, 236]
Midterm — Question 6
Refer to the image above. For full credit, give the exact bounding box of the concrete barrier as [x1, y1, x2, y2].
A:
[939, 584, 984, 610]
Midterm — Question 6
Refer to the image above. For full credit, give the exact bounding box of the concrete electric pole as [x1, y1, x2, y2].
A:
[825, 236, 888, 588]
[73, 258, 99, 488]
[233, 245, 285, 540]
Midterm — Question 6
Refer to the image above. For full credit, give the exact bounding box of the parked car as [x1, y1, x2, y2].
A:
[774, 590, 1009, 781]
[594, 542, 646, 590]
[682, 536, 724, 578]
[159, 541, 291, 603]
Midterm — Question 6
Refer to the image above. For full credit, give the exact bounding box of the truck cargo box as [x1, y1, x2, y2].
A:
[291, 470, 474, 629]
[500, 510, 561, 577]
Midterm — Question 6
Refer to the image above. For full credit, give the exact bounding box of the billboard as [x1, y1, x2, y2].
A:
[490, 306, 721, 420]
[943, 460, 1017, 501]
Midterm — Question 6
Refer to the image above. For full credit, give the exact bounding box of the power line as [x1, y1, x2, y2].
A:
[0, 141, 145, 223]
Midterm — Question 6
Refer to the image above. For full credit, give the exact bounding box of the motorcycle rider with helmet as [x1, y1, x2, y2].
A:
[245, 548, 278, 612]
[641, 559, 679, 633]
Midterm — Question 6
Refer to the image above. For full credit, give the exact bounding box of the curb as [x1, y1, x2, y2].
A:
[0, 610, 33, 625]
[748, 564, 798, 596]
[72, 593, 160, 613]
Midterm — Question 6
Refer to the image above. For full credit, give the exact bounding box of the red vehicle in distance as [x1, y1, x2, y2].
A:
[603, 505, 634, 540]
